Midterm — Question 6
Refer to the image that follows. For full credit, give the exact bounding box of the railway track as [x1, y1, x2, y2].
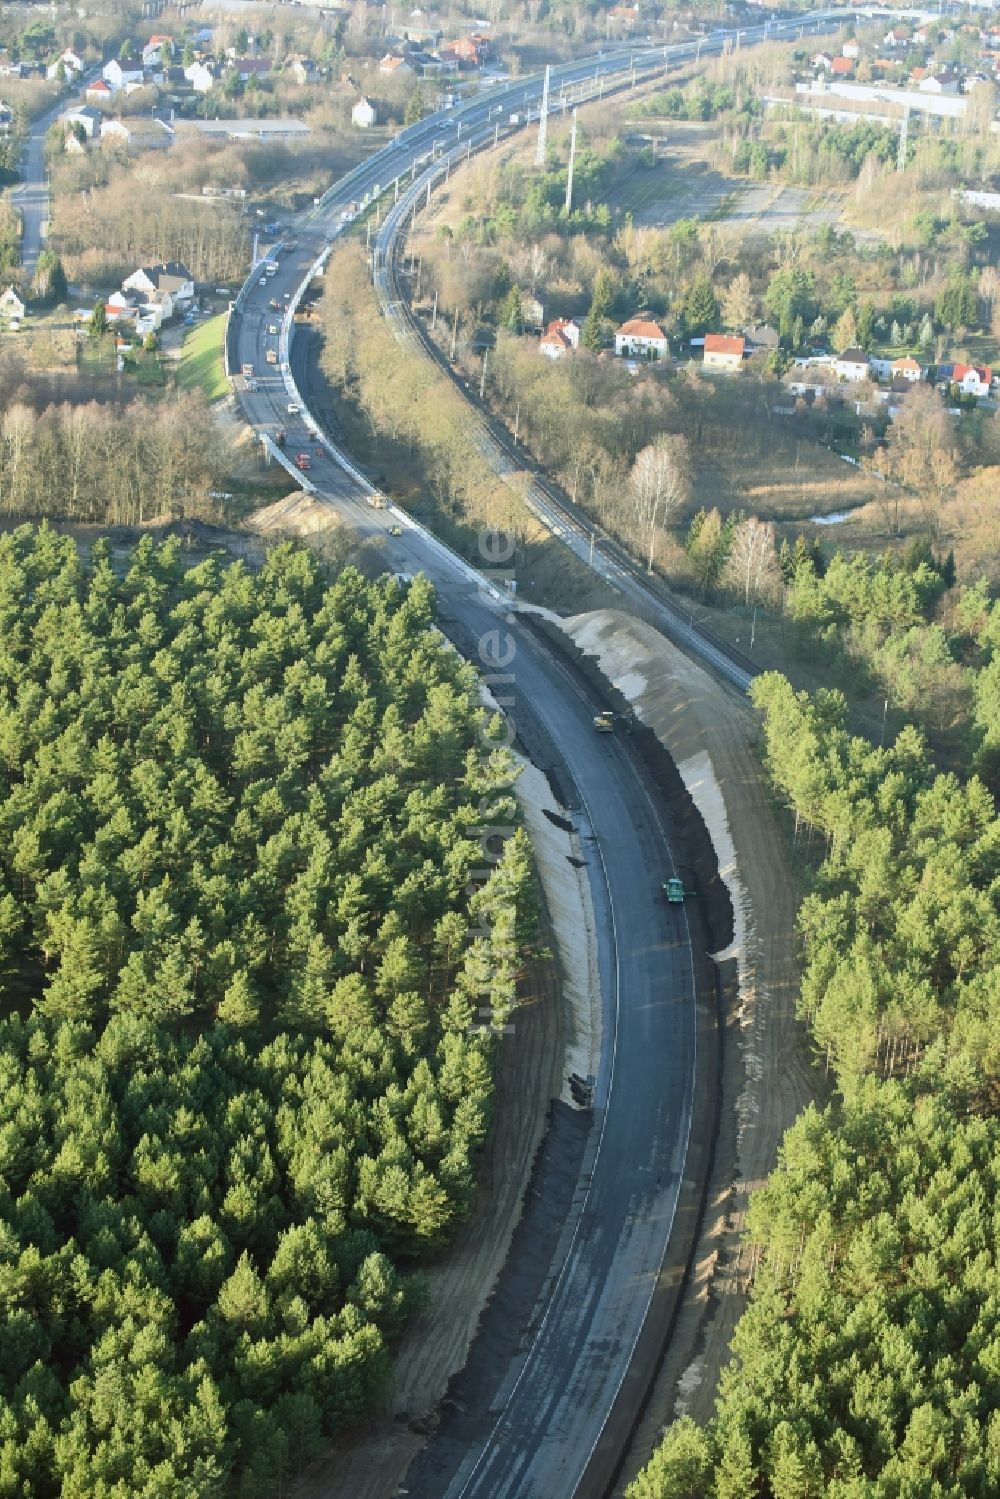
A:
[373, 150, 757, 696]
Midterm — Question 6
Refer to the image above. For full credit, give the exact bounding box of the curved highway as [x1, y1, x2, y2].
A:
[228, 14, 857, 1494]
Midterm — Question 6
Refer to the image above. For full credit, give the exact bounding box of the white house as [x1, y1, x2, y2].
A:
[0, 285, 26, 322]
[351, 95, 377, 127]
[184, 61, 217, 93]
[884, 25, 910, 46]
[703, 332, 745, 372]
[919, 69, 960, 94]
[891, 355, 923, 383]
[614, 316, 668, 360]
[103, 57, 146, 93]
[834, 346, 870, 381]
[123, 261, 194, 306]
[811, 51, 833, 70]
[950, 361, 993, 396]
[842, 40, 860, 59]
[47, 48, 85, 81]
[62, 105, 102, 139]
[539, 318, 581, 359]
[85, 78, 112, 103]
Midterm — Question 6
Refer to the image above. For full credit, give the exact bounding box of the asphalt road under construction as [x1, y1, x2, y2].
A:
[227, 13, 866, 1491]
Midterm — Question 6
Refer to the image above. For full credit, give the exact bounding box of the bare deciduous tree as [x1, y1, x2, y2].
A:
[628, 435, 691, 573]
[723, 515, 781, 607]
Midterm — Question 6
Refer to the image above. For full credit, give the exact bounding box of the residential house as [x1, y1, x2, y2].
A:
[919, 69, 960, 94]
[744, 322, 780, 351]
[288, 57, 319, 85]
[103, 58, 146, 93]
[62, 104, 102, 138]
[950, 360, 992, 396]
[834, 346, 870, 381]
[441, 34, 489, 68]
[63, 127, 87, 154]
[891, 355, 923, 382]
[0, 285, 26, 322]
[406, 48, 445, 75]
[0, 101, 12, 132]
[842, 39, 860, 59]
[831, 56, 854, 77]
[123, 261, 194, 306]
[811, 52, 833, 71]
[228, 56, 273, 83]
[47, 48, 85, 81]
[539, 318, 580, 359]
[614, 316, 668, 360]
[108, 287, 174, 332]
[184, 61, 217, 93]
[102, 117, 173, 151]
[148, 34, 175, 52]
[379, 53, 413, 75]
[85, 78, 112, 103]
[703, 332, 745, 372]
[884, 26, 910, 46]
[352, 95, 377, 127]
[0, 59, 28, 80]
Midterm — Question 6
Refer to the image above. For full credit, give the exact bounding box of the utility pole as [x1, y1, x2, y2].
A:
[564, 108, 578, 214]
[897, 107, 909, 172]
[535, 64, 550, 166]
[479, 348, 488, 399]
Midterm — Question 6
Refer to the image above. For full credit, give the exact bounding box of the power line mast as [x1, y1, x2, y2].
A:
[897, 106, 909, 172]
[535, 64, 550, 167]
[565, 108, 578, 214]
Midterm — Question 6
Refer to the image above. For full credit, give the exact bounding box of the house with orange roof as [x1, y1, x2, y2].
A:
[891, 355, 923, 382]
[703, 333, 746, 372]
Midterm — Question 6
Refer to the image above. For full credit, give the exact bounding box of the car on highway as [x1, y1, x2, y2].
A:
[267, 323, 278, 335]
[258, 277, 266, 286]
[287, 402, 300, 414]
[389, 523, 403, 536]
[269, 298, 282, 310]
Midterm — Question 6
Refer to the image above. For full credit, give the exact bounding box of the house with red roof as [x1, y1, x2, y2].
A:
[950, 361, 993, 396]
[614, 316, 668, 360]
[539, 318, 580, 360]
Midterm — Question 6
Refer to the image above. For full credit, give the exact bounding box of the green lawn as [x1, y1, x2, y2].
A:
[178, 313, 229, 401]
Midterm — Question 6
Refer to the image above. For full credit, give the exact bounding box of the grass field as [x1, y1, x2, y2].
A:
[178, 313, 229, 401]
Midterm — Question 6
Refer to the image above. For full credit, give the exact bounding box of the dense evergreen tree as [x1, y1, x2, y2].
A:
[632, 668, 1000, 1498]
[0, 526, 534, 1492]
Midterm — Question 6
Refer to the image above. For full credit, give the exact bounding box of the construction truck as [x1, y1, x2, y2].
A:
[294, 452, 312, 472]
[265, 349, 278, 365]
[368, 494, 388, 509]
[593, 711, 615, 733]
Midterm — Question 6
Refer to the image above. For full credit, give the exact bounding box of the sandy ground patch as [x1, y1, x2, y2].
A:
[561, 609, 818, 1483]
[290, 741, 599, 1499]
